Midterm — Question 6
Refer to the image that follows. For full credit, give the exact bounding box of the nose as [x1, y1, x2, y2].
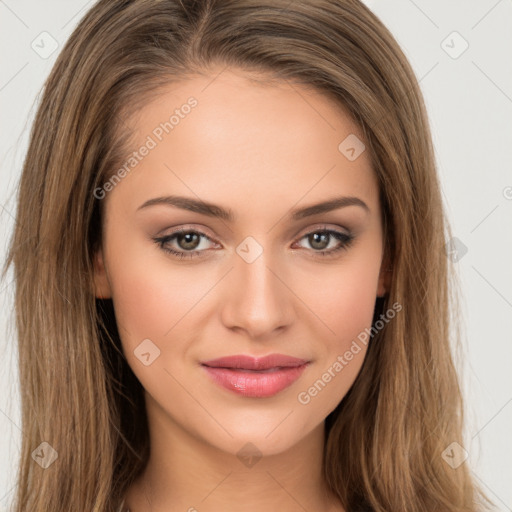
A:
[219, 247, 295, 340]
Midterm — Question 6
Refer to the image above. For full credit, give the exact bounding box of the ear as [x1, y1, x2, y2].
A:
[92, 246, 112, 299]
[377, 253, 392, 298]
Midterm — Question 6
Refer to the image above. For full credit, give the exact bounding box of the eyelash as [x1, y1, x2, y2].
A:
[152, 226, 355, 260]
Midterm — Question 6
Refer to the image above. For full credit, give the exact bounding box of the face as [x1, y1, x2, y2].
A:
[94, 67, 388, 458]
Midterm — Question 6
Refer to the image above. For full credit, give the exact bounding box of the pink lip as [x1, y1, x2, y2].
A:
[201, 354, 310, 398]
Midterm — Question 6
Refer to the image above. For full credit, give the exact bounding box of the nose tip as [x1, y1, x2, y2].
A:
[219, 251, 294, 339]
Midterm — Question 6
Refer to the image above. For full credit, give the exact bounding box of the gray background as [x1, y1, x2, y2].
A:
[1, 1, 511, 510]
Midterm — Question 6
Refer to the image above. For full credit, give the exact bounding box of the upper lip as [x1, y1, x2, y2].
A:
[201, 354, 309, 370]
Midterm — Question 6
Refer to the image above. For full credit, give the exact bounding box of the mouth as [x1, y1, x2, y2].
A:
[200, 354, 310, 398]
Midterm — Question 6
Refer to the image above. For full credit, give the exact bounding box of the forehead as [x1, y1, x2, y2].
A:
[109, 68, 379, 218]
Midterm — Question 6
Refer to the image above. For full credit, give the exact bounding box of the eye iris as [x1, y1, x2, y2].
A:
[309, 232, 329, 250]
[177, 232, 200, 250]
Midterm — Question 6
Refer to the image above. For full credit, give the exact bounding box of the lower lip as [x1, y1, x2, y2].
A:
[201, 364, 309, 398]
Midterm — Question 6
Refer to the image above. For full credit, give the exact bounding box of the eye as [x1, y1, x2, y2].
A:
[293, 228, 354, 257]
[152, 229, 218, 260]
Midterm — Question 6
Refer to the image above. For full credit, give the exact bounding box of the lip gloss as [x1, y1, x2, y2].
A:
[201, 364, 309, 398]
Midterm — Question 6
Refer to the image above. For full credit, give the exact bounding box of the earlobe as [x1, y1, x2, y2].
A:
[92, 247, 112, 299]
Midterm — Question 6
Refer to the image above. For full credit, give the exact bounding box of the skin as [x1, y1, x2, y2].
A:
[94, 67, 389, 512]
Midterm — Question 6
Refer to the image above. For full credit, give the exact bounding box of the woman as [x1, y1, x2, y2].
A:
[3, 0, 493, 510]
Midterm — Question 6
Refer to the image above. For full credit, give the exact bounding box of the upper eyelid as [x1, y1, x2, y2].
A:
[294, 223, 351, 238]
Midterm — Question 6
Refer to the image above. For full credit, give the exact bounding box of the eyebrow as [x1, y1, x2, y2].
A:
[137, 194, 370, 221]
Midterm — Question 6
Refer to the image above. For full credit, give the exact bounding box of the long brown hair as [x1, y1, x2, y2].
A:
[3, 0, 493, 510]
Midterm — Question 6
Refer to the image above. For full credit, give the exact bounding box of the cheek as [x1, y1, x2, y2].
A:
[103, 221, 207, 354]
[332, 268, 379, 340]
[291, 251, 380, 413]
[296, 252, 381, 349]
[108, 257, 205, 345]
[106, 248, 212, 402]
